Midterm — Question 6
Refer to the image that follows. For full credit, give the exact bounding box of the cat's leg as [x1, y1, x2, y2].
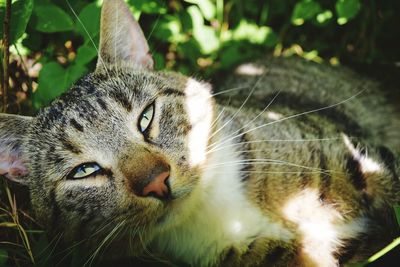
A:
[220, 238, 306, 267]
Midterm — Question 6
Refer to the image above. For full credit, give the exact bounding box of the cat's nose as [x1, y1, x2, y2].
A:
[141, 170, 170, 199]
[129, 161, 171, 200]
[120, 146, 172, 200]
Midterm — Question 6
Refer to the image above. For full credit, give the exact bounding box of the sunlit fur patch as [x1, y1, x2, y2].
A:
[184, 78, 214, 167]
[283, 188, 367, 267]
[342, 134, 382, 174]
[266, 111, 284, 121]
[235, 63, 265, 76]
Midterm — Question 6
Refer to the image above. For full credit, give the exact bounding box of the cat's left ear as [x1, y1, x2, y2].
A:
[0, 114, 32, 185]
[96, 0, 154, 71]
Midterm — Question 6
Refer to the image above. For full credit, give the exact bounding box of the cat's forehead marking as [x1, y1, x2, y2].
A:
[58, 132, 81, 155]
[69, 118, 84, 132]
[158, 87, 185, 97]
[93, 70, 168, 111]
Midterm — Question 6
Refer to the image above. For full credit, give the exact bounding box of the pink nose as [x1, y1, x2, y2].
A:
[142, 171, 170, 199]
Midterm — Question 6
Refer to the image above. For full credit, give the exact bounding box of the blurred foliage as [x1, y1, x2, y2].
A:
[0, 0, 398, 111]
[0, 0, 399, 266]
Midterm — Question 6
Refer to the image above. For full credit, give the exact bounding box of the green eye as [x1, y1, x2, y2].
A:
[68, 163, 102, 179]
[139, 102, 155, 133]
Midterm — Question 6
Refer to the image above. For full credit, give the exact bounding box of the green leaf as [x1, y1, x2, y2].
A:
[33, 3, 73, 32]
[196, 26, 219, 54]
[188, 5, 219, 54]
[232, 20, 277, 46]
[127, 0, 166, 14]
[74, 45, 97, 66]
[188, 5, 204, 32]
[36, 62, 87, 106]
[185, 0, 216, 21]
[291, 0, 322, 26]
[177, 39, 202, 65]
[0, 0, 33, 43]
[76, 2, 101, 44]
[316, 10, 333, 24]
[336, 0, 361, 25]
[219, 44, 244, 69]
[152, 52, 165, 70]
[219, 42, 259, 70]
[152, 16, 185, 43]
[0, 249, 8, 265]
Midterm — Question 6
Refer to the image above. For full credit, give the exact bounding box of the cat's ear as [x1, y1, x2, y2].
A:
[96, 0, 154, 71]
[0, 114, 32, 185]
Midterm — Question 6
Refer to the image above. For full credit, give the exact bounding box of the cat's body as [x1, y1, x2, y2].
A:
[0, 1, 399, 266]
[150, 87, 400, 266]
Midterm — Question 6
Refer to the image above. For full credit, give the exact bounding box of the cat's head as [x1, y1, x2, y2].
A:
[0, 0, 214, 256]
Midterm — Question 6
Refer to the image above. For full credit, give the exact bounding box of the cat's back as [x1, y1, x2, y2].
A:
[212, 57, 400, 265]
[216, 56, 400, 150]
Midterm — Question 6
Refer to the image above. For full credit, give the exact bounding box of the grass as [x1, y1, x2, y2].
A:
[0, 181, 38, 266]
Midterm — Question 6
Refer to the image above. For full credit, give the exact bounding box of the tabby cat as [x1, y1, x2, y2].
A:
[1, 0, 399, 266]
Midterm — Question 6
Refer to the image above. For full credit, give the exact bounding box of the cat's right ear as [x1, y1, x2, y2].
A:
[96, 0, 154, 71]
[0, 114, 32, 185]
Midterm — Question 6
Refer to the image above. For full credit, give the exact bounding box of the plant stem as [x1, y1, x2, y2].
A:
[2, 0, 11, 113]
[367, 237, 400, 263]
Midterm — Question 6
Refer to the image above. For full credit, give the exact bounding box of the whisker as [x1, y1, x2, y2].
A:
[84, 219, 126, 267]
[137, 231, 177, 267]
[210, 86, 249, 97]
[206, 137, 341, 155]
[36, 232, 63, 258]
[114, 3, 119, 72]
[54, 219, 118, 266]
[65, 0, 110, 78]
[96, 221, 127, 262]
[146, 1, 167, 56]
[229, 149, 272, 154]
[208, 90, 364, 153]
[202, 158, 343, 175]
[128, 227, 134, 260]
[208, 74, 265, 139]
[210, 106, 226, 130]
[39, 234, 63, 266]
[209, 90, 281, 150]
[208, 170, 334, 175]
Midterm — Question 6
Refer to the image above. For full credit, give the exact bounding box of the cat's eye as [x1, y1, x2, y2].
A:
[138, 102, 155, 134]
[68, 163, 102, 179]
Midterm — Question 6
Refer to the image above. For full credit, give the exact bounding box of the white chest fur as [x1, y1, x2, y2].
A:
[151, 137, 293, 266]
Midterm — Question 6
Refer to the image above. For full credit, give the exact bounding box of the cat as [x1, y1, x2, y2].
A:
[1, 0, 399, 266]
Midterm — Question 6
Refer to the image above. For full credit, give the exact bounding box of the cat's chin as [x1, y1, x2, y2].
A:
[149, 199, 187, 229]
[149, 185, 202, 233]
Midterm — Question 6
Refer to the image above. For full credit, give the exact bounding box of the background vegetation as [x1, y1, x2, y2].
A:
[0, 0, 399, 266]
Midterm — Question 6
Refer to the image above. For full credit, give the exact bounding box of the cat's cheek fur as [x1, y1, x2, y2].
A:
[184, 78, 214, 167]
